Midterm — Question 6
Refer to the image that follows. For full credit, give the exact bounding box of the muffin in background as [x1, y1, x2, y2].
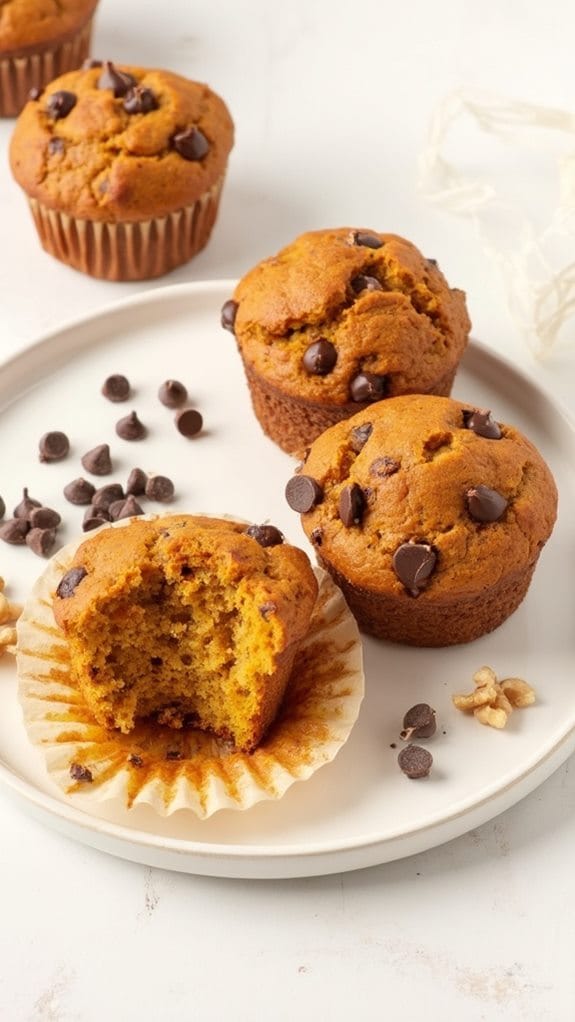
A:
[9, 63, 234, 279]
[286, 394, 557, 647]
[0, 0, 99, 117]
[223, 229, 471, 456]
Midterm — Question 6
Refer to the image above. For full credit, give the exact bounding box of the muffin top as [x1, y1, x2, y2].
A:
[0, 0, 97, 57]
[227, 229, 471, 405]
[9, 63, 234, 222]
[287, 395, 557, 599]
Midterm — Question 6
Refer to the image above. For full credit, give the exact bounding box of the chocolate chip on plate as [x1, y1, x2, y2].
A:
[98, 61, 136, 97]
[63, 478, 96, 505]
[463, 408, 502, 440]
[172, 127, 209, 160]
[400, 704, 437, 741]
[351, 274, 383, 294]
[102, 374, 130, 402]
[350, 372, 388, 403]
[246, 524, 284, 547]
[0, 496, 5, 519]
[302, 339, 338, 376]
[221, 299, 238, 332]
[81, 444, 112, 476]
[338, 483, 366, 527]
[125, 468, 147, 496]
[0, 519, 29, 544]
[348, 230, 384, 249]
[392, 542, 437, 596]
[116, 411, 147, 441]
[46, 90, 77, 119]
[92, 483, 125, 509]
[69, 762, 93, 782]
[369, 456, 400, 477]
[109, 495, 144, 520]
[397, 745, 433, 779]
[82, 507, 110, 531]
[175, 408, 203, 437]
[466, 485, 508, 523]
[56, 566, 87, 598]
[26, 527, 57, 557]
[158, 379, 187, 407]
[145, 475, 175, 502]
[123, 86, 158, 114]
[349, 422, 373, 453]
[39, 430, 70, 462]
[29, 507, 61, 530]
[285, 475, 323, 513]
[14, 488, 42, 519]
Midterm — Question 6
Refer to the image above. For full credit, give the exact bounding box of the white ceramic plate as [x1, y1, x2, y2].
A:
[0, 281, 573, 879]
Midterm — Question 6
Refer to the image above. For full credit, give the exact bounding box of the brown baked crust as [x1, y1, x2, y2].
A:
[0, 0, 98, 57]
[9, 65, 234, 222]
[293, 395, 557, 645]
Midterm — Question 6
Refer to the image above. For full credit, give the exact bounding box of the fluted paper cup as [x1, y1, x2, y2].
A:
[0, 18, 94, 118]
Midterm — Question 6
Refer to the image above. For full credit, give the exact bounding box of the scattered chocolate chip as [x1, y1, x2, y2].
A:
[39, 430, 70, 463]
[69, 762, 93, 782]
[349, 422, 373, 452]
[14, 488, 42, 520]
[351, 274, 383, 294]
[102, 374, 130, 402]
[338, 484, 366, 527]
[0, 519, 29, 544]
[0, 496, 5, 519]
[126, 468, 147, 496]
[56, 566, 87, 598]
[392, 542, 437, 596]
[246, 524, 284, 547]
[398, 745, 433, 779]
[370, 456, 400, 477]
[285, 475, 324, 513]
[400, 704, 437, 741]
[310, 527, 323, 546]
[259, 601, 277, 620]
[48, 137, 64, 155]
[92, 483, 125, 509]
[82, 58, 102, 69]
[463, 408, 502, 440]
[172, 127, 209, 160]
[81, 444, 112, 476]
[63, 478, 96, 505]
[466, 485, 508, 523]
[390, 742, 397, 749]
[98, 61, 136, 97]
[123, 85, 158, 114]
[349, 230, 384, 249]
[82, 510, 109, 531]
[350, 372, 388, 403]
[175, 408, 203, 437]
[165, 749, 182, 761]
[109, 495, 144, 520]
[26, 527, 57, 557]
[46, 90, 77, 119]
[127, 753, 143, 767]
[302, 339, 338, 376]
[29, 507, 61, 530]
[28, 86, 42, 100]
[221, 299, 238, 332]
[145, 475, 174, 502]
[116, 410, 147, 441]
[158, 379, 187, 407]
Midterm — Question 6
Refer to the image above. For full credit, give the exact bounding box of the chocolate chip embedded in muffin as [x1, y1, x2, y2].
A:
[285, 475, 323, 513]
[392, 542, 437, 597]
[123, 86, 158, 114]
[466, 485, 508, 523]
[463, 408, 502, 440]
[69, 762, 93, 782]
[350, 373, 388, 403]
[246, 524, 284, 548]
[172, 127, 209, 160]
[46, 90, 77, 119]
[57, 566, 88, 598]
[397, 745, 433, 779]
[98, 61, 136, 97]
[48, 138, 65, 155]
[338, 484, 366, 527]
[348, 230, 384, 249]
[369, 456, 400, 477]
[302, 340, 337, 376]
[351, 274, 383, 294]
[349, 422, 373, 453]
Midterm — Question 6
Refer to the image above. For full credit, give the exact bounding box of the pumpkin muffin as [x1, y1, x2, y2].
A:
[223, 229, 471, 456]
[285, 395, 557, 647]
[9, 62, 234, 279]
[0, 0, 98, 117]
[52, 515, 318, 752]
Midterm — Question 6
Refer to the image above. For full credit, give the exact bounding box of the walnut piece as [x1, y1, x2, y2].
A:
[0, 578, 22, 659]
[452, 665, 536, 729]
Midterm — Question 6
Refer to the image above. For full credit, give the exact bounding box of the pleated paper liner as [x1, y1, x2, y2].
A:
[16, 519, 364, 819]
[0, 18, 94, 118]
[27, 174, 224, 281]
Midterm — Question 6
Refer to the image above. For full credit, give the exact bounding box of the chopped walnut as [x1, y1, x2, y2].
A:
[452, 665, 536, 729]
[0, 579, 22, 658]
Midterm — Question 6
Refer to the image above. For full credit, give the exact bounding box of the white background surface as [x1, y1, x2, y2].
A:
[1, 2, 575, 1020]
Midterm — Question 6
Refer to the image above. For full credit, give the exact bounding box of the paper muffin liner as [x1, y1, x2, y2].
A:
[27, 174, 225, 281]
[0, 18, 94, 118]
[16, 519, 364, 819]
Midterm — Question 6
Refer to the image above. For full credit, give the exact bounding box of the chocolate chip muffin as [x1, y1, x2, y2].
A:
[285, 395, 557, 646]
[223, 229, 471, 456]
[0, 0, 98, 117]
[9, 62, 234, 279]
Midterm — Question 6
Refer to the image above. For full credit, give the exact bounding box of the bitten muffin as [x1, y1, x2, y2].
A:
[9, 62, 234, 279]
[52, 515, 318, 752]
[223, 229, 471, 456]
[285, 395, 557, 647]
[0, 0, 98, 117]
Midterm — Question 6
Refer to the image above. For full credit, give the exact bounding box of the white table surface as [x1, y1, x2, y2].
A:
[1, 2, 575, 1019]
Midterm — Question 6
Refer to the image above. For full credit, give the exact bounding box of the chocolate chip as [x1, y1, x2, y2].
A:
[39, 431, 70, 463]
[285, 475, 323, 513]
[302, 339, 338, 376]
[92, 483, 125, 509]
[82, 58, 102, 69]
[127, 753, 143, 767]
[397, 745, 433, 779]
[221, 299, 238, 332]
[56, 566, 87, 598]
[246, 524, 284, 547]
[48, 137, 64, 155]
[466, 485, 508, 523]
[145, 475, 174, 502]
[82, 507, 110, 531]
[0, 496, 4, 519]
[351, 274, 383, 294]
[259, 601, 277, 620]
[102, 374, 130, 402]
[28, 86, 42, 100]
[14, 488, 42, 520]
[123, 85, 158, 114]
[158, 379, 187, 407]
[338, 484, 366, 527]
[172, 127, 209, 160]
[392, 542, 437, 596]
[463, 408, 502, 440]
[400, 704, 437, 741]
[81, 444, 112, 476]
[427, 258, 438, 268]
[349, 422, 373, 452]
[369, 456, 400, 477]
[310, 527, 323, 546]
[175, 408, 203, 437]
[46, 90, 77, 119]
[116, 411, 147, 441]
[109, 495, 144, 520]
[349, 230, 384, 249]
[350, 372, 388, 403]
[0, 519, 29, 544]
[165, 749, 182, 761]
[26, 527, 57, 557]
[29, 507, 61, 530]
[98, 61, 136, 97]
[126, 468, 147, 496]
[63, 478, 96, 505]
[69, 762, 93, 782]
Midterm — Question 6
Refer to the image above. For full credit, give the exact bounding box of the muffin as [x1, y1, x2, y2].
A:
[223, 229, 471, 456]
[285, 395, 557, 647]
[0, 0, 98, 118]
[9, 62, 234, 280]
[52, 514, 318, 752]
